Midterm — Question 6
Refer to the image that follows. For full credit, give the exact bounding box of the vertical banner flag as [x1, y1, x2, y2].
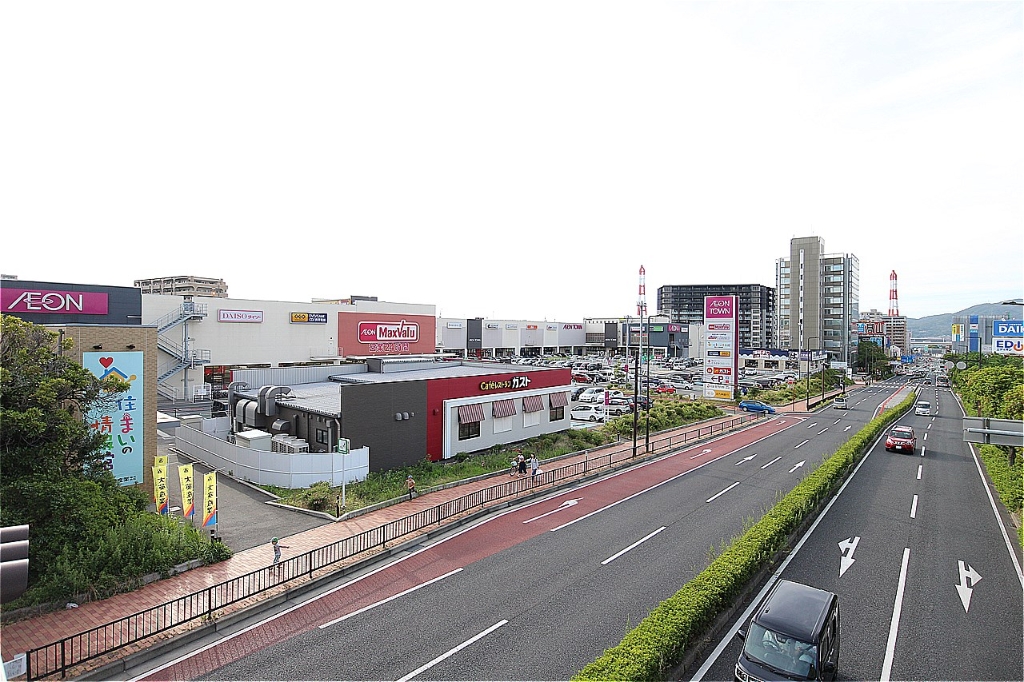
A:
[153, 465, 168, 515]
[155, 455, 167, 468]
[83, 352, 145, 487]
[178, 464, 195, 520]
[202, 472, 218, 528]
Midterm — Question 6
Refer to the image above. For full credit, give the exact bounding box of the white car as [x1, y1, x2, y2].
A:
[579, 389, 624, 403]
[570, 404, 606, 422]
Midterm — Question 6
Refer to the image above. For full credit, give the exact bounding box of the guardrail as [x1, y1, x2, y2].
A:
[24, 412, 760, 679]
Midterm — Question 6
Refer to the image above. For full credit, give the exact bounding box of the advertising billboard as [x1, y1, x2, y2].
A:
[993, 320, 1023, 356]
[83, 352, 145, 487]
[702, 296, 738, 401]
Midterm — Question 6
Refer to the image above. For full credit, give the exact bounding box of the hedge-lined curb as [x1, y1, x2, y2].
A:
[574, 393, 916, 681]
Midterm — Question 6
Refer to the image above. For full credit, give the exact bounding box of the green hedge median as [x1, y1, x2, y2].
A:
[574, 393, 916, 681]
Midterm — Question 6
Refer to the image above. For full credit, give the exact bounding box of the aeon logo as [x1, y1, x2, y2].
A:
[358, 320, 419, 343]
[2, 288, 109, 315]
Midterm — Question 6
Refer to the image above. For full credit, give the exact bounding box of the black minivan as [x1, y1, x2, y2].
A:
[735, 579, 840, 681]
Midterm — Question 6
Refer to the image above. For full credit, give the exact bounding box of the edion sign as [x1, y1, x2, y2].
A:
[2, 288, 109, 315]
[359, 320, 419, 343]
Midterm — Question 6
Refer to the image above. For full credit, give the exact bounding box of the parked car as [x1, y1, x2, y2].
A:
[738, 400, 776, 414]
[570, 404, 606, 422]
[606, 397, 631, 416]
[580, 389, 624, 403]
[626, 395, 652, 411]
[885, 425, 917, 454]
[736, 579, 840, 681]
[654, 384, 676, 394]
[570, 386, 588, 401]
[571, 373, 592, 384]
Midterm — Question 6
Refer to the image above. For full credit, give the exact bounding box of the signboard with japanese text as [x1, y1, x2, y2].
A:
[218, 309, 264, 323]
[178, 464, 195, 520]
[202, 472, 217, 528]
[83, 352, 144, 486]
[702, 296, 738, 400]
[993, 320, 1024, 356]
[290, 312, 328, 324]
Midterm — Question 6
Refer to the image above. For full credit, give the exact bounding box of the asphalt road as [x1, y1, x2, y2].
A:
[691, 380, 1024, 681]
[128, 380, 1021, 681]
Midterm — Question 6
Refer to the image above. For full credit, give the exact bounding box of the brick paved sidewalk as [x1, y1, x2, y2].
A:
[0, 413, 764, 678]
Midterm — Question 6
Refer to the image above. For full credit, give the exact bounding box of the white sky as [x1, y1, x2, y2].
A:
[2, 1, 1021, 321]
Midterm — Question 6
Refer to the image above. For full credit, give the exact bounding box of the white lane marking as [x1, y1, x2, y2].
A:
[319, 568, 463, 628]
[967, 442, 1024, 585]
[397, 620, 507, 682]
[706, 482, 740, 503]
[760, 456, 782, 469]
[522, 498, 580, 524]
[923, 432, 928, 441]
[920, 446, 926, 458]
[602, 527, 667, 565]
[910, 494, 919, 519]
[881, 548, 912, 682]
[794, 439, 809, 449]
[817, 428, 829, 435]
[806, 422, 818, 429]
[691, 424, 903, 682]
[833, 419, 841, 424]
[917, 465, 922, 480]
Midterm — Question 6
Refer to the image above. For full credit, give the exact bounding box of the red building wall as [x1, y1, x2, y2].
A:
[424, 368, 572, 460]
[337, 312, 436, 356]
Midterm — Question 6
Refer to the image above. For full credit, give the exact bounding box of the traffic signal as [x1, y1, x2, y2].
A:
[0, 524, 30, 604]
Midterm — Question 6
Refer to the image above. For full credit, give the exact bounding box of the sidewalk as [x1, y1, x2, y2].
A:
[0, 412, 772, 679]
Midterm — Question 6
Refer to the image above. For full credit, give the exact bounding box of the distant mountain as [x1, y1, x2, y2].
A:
[908, 302, 1022, 338]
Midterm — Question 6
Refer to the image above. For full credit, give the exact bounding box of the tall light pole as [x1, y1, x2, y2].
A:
[806, 336, 819, 411]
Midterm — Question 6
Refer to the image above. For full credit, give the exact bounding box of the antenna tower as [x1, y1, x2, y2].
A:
[637, 265, 647, 317]
[888, 270, 899, 317]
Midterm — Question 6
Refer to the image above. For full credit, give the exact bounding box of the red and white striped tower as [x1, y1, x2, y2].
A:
[889, 270, 899, 317]
[637, 265, 647, 318]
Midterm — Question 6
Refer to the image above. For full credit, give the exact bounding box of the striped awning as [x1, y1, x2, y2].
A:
[549, 392, 569, 408]
[522, 394, 544, 413]
[458, 403, 486, 423]
[492, 399, 517, 418]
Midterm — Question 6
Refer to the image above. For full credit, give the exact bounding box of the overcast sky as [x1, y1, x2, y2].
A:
[3, 2, 1021, 321]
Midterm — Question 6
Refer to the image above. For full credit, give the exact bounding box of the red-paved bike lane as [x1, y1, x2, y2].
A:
[142, 416, 802, 681]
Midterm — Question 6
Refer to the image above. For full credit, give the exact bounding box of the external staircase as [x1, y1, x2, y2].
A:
[154, 301, 212, 400]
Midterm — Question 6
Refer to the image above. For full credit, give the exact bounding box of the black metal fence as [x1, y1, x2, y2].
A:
[25, 412, 760, 679]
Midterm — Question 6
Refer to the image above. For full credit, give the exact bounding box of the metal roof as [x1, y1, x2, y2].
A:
[235, 362, 564, 418]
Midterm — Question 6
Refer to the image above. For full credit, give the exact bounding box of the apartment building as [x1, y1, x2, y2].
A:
[656, 283, 775, 350]
[776, 236, 859, 364]
[134, 275, 228, 298]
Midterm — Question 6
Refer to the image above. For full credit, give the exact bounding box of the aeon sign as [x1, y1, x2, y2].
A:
[358, 320, 419, 343]
[2, 288, 108, 315]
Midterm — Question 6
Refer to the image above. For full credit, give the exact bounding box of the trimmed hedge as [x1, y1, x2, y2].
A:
[574, 393, 917, 681]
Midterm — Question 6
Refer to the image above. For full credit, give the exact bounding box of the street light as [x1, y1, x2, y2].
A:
[806, 336, 819, 411]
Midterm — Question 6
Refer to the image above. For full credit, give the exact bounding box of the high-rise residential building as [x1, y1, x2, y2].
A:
[656, 283, 776, 350]
[776, 236, 859, 364]
[134, 275, 228, 298]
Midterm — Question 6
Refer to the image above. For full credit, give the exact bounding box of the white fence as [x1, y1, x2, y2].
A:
[174, 420, 369, 489]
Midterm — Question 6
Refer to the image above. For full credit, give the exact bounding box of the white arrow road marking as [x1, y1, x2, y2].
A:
[844, 425, 852, 432]
[760, 456, 782, 469]
[690, 448, 713, 459]
[398, 620, 508, 682]
[706, 482, 740, 503]
[955, 560, 982, 613]
[602, 527, 666, 565]
[881, 548, 911, 682]
[794, 439, 809, 449]
[523, 498, 580, 524]
[735, 454, 757, 465]
[839, 537, 860, 577]
[788, 460, 806, 473]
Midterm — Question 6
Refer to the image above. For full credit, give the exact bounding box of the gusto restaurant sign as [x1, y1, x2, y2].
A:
[2, 288, 108, 314]
[358, 319, 419, 343]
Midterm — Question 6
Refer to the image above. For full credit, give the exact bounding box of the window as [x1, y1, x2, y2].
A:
[315, 428, 328, 445]
[458, 421, 481, 440]
[549, 406, 565, 422]
[493, 415, 513, 433]
[524, 410, 541, 427]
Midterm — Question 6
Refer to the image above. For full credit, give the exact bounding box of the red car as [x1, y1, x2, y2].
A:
[654, 385, 675, 394]
[885, 426, 917, 454]
[571, 373, 592, 384]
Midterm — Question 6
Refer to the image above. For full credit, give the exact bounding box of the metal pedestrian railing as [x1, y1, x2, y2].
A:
[24, 413, 760, 679]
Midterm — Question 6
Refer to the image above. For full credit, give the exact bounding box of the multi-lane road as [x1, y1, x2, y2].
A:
[124, 379, 1022, 681]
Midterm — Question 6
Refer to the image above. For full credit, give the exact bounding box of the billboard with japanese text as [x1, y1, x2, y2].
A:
[83, 352, 144, 486]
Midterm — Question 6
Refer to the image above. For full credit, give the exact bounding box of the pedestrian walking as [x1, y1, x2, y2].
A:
[529, 454, 539, 479]
[271, 537, 289, 566]
[406, 475, 417, 500]
[517, 454, 527, 477]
